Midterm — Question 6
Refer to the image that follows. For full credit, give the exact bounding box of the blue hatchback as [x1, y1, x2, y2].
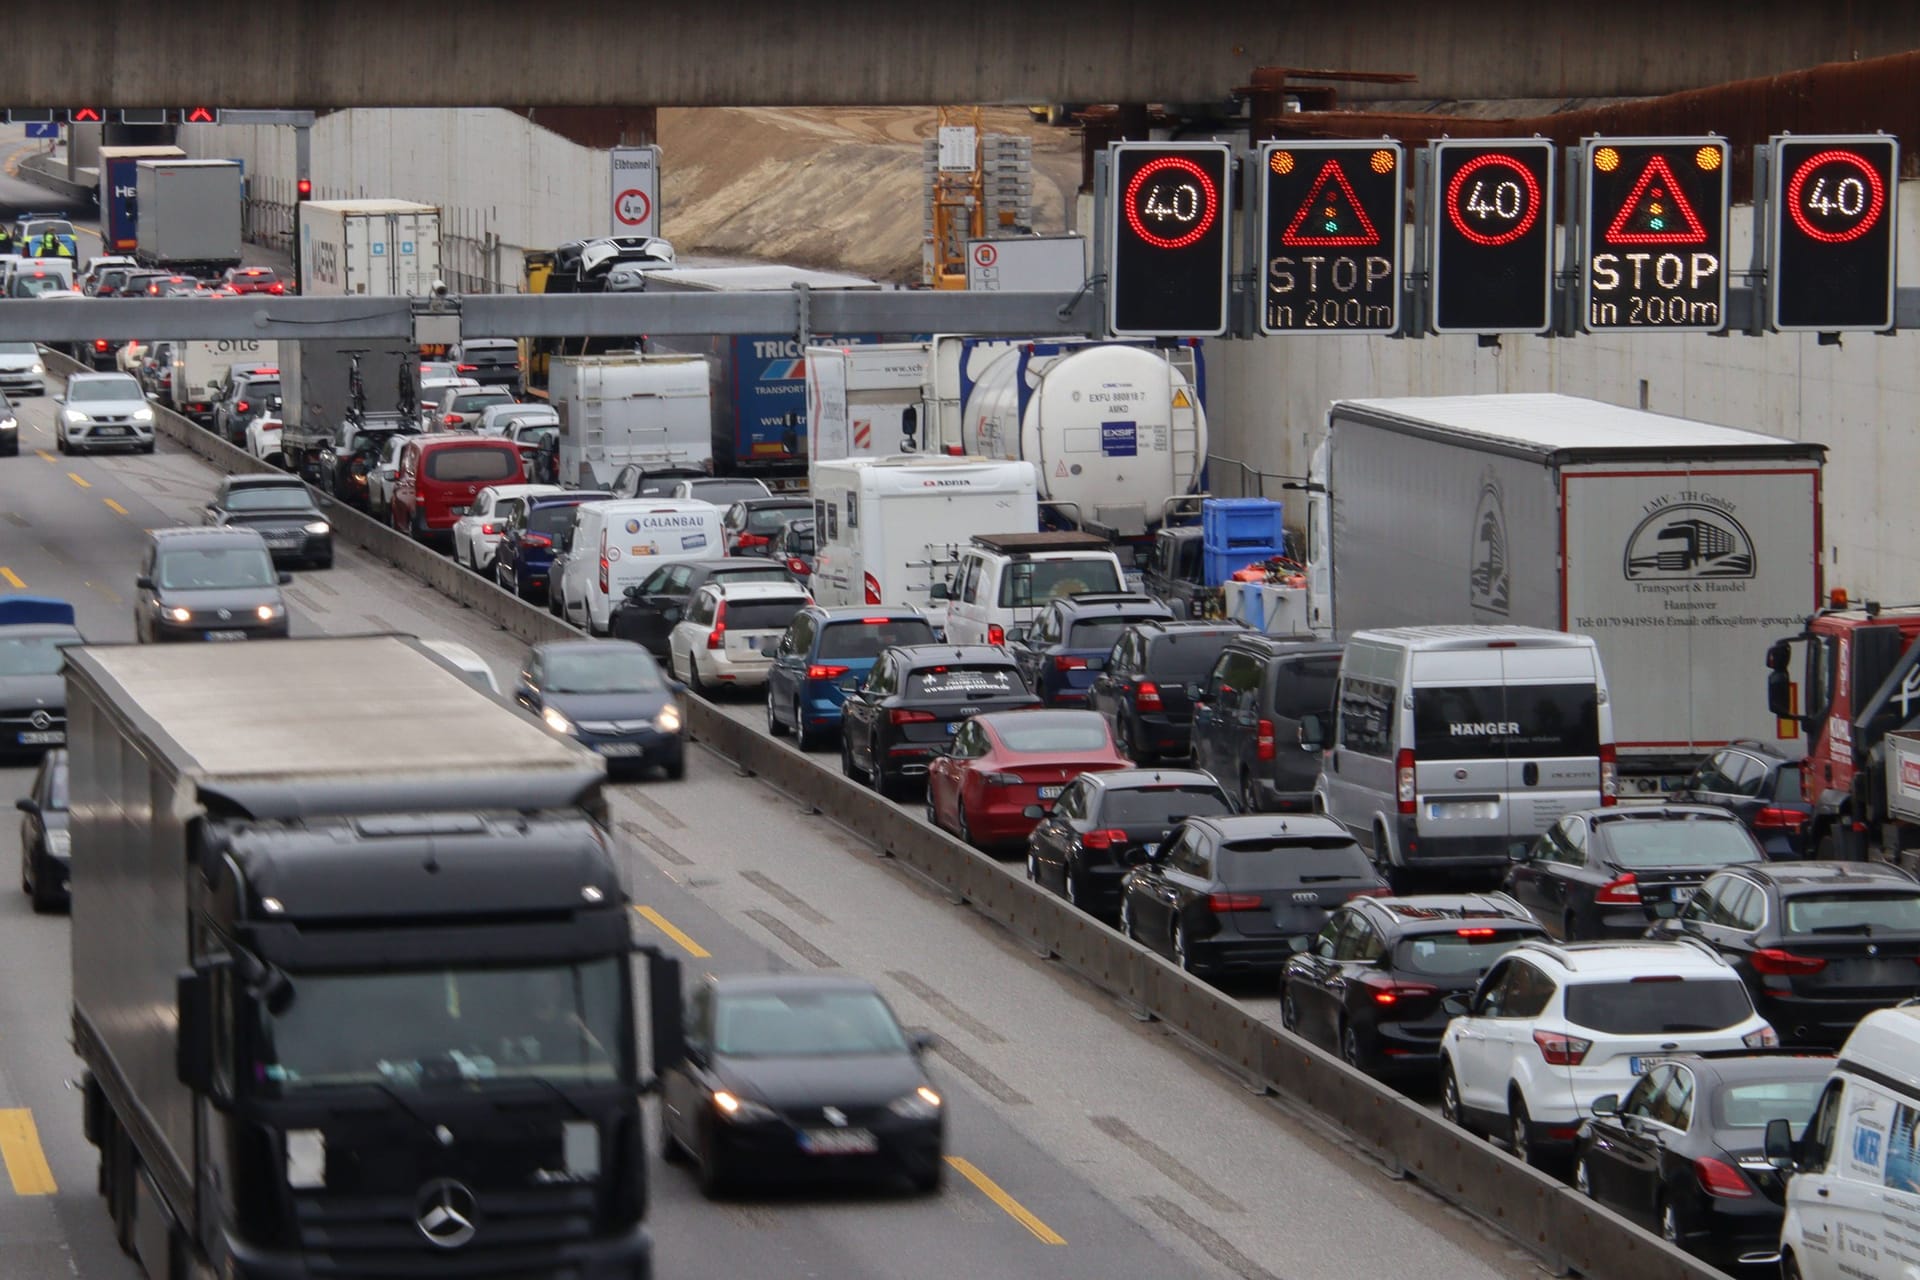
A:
[496, 491, 611, 602]
[1006, 593, 1174, 707]
[764, 607, 935, 750]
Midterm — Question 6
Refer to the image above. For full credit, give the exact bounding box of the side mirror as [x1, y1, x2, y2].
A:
[15, 797, 37, 814]
[1441, 993, 1471, 1019]
[1298, 714, 1325, 751]
[1764, 1116, 1797, 1170]
[1285, 934, 1313, 955]
[1003, 625, 1030, 646]
[1590, 1093, 1620, 1118]
[638, 947, 684, 1082]
[1767, 668, 1799, 721]
[1509, 843, 1535, 863]
[277, 572, 293, 585]
[910, 1030, 936, 1056]
[927, 582, 951, 602]
[135, 575, 154, 590]
[175, 958, 231, 1094]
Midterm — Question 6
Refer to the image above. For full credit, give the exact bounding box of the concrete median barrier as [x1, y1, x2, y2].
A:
[71, 343, 1733, 1280]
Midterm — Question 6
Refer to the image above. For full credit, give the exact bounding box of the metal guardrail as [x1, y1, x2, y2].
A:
[54, 342, 1729, 1280]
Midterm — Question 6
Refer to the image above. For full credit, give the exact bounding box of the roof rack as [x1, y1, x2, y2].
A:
[970, 531, 1111, 555]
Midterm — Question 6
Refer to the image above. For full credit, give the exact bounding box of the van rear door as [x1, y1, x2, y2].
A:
[1497, 646, 1602, 843]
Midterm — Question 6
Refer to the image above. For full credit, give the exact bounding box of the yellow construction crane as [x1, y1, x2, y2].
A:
[925, 106, 984, 290]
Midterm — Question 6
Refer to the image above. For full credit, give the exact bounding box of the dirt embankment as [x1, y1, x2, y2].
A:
[656, 107, 1083, 283]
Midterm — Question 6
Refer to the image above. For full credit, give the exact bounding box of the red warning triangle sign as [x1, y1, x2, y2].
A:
[1280, 159, 1382, 248]
[1603, 154, 1708, 245]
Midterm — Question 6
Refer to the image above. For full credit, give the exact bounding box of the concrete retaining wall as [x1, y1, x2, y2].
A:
[61, 338, 1728, 1280]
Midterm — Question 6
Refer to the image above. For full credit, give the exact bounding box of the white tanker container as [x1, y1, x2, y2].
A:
[949, 338, 1207, 538]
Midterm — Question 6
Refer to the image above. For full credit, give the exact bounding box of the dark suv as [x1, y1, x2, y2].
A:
[495, 491, 611, 602]
[1005, 593, 1173, 707]
[449, 338, 525, 393]
[1086, 619, 1247, 764]
[211, 364, 282, 445]
[134, 527, 292, 644]
[1190, 635, 1342, 814]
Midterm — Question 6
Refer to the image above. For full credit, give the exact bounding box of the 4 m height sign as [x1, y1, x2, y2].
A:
[610, 145, 661, 238]
[1581, 137, 1729, 332]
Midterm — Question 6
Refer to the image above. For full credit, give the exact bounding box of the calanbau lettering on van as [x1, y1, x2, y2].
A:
[625, 515, 709, 532]
[1450, 721, 1521, 737]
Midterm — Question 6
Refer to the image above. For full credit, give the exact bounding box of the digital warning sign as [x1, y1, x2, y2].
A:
[1259, 140, 1404, 335]
[1582, 137, 1729, 332]
[1769, 135, 1898, 332]
[1106, 142, 1232, 337]
[1430, 140, 1555, 335]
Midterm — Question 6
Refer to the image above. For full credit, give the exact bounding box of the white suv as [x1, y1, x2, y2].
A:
[1439, 939, 1776, 1169]
[665, 580, 812, 694]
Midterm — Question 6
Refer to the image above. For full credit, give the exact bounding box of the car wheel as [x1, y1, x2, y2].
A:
[1509, 1092, 1538, 1168]
[139, 441, 155, 455]
[1440, 1061, 1467, 1131]
[1562, 910, 1579, 943]
[663, 751, 686, 782]
[1239, 770, 1260, 815]
[1063, 859, 1085, 909]
[840, 730, 859, 781]
[1120, 896, 1139, 941]
[1025, 851, 1039, 882]
[766, 690, 789, 737]
[21, 843, 32, 895]
[696, 1126, 729, 1200]
[1172, 920, 1203, 976]
[1657, 1197, 1680, 1245]
[793, 701, 824, 752]
[410, 510, 429, 543]
[1782, 1251, 1803, 1280]
[28, 850, 56, 915]
[1279, 985, 1300, 1031]
[660, 1120, 690, 1165]
[1574, 1156, 1595, 1200]
[1371, 823, 1399, 892]
[911, 1158, 944, 1195]
[955, 794, 974, 843]
[1339, 1020, 1366, 1072]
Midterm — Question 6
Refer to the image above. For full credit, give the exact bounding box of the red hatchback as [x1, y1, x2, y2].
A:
[392, 435, 525, 543]
[927, 709, 1130, 853]
[223, 266, 285, 295]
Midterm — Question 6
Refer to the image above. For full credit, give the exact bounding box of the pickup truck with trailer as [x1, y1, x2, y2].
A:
[68, 635, 682, 1280]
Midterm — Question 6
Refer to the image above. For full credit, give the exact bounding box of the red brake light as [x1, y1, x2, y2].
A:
[267, 283, 284, 293]
[479, 523, 496, 536]
[1693, 1156, 1754, 1200]
[1753, 806, 1807, 830]
[889, 708, 937, 725]
[445, 414, 465, 425]
[256, 368, 278, 375]
[860, 618, 892, 625]
[1361, 974, 1439, 1006]
[788, 557, 810, 574]
[1594, 872, 1640, 904]
[92, 339, 108, 351]
[1752, 948, 1828, 976]
[456, 364, 478, 372]
[1256, 718, 1275, 761]
[235, 401, 249, 413]
[864, 572, 882, 605]
[807, 664, 850, 681]
[1456, 928, 1497, 937]
[1396, 748, 1416, 815]
[706, 600, 728, 649]
[522, 532, 552, 548]
[1206, 892, 1263, 913]
[1079, 828, 1130, 851]
[1135, 679, 1163, 711]
[1531, 1029, 1593, 1066]
[987, 623, 1006, 646]
[1054, 655, 1089, 671]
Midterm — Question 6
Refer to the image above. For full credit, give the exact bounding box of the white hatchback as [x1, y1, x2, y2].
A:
[450, 483, 561, 573]
[1439, 938, 1776, 1170]
[665, 581, 811, 694]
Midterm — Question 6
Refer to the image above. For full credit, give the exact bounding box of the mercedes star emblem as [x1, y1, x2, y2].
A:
[28, 710, 51, 731]
[822, 1106, 849, 1128]
[415, 1179, 479, 1249]
[216, 608, 232, 621]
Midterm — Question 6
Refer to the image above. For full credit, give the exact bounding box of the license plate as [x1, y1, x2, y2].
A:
[450, 506, 469, 516]
[96, 426, 127, 436]
[799, 1128, 877, 1156]
[947, 721, 962, 733]
[16, 730, 62, 745]
[1141, 843, 1158, 859]
[598, 743, 642, 757]
[1630, 1056, 1664, 1075]
[1038, 785, 1063, 799]
[204, 630, 248, 642]
[1671, 886, 1695, 904]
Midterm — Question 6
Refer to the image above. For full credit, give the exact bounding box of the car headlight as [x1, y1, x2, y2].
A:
[655, 703, 682, 734]
[255, 604, 283, 621]
[65, 410, 90, 423]
[888, 1086, 942, 1120]
[304, 521, 330, 535]
[132, 406, 154, 422]
[0, 417, 15, 431]
[711, 1090, 778, 1123]
[162, 605, 192, 623]
[45, 828, 70, 857]
[30, 361, 45, 373]
[542, 706, 576, 735]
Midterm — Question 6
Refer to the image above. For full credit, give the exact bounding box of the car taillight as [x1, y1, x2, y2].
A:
[523, 532, 552, 548]
[889, 708, 936, 725]
[787, 557, 810, 575]
[480, 523, 496, 536]
[1594, 872, 1640, 904]
[706, 600, 728, 649]
[1693, 1156, 1754, 1200]
[1752, 948, 1827, 976]
[1256, 718, 1275, 761]
[1079, 828, 1130, 850]
[738, 533, 770, 549]
[457, 364, 477, 372]
[1360, 974, 1439, 1006]
[807, 664, 850, 681]
[1531, 1030, 1593, 1066]
[1135, 679, 1164, 711]
[1744, 1026, 1781, 1049]
[267, 283, 284, 294]
[1206, 892, 1263, 912]
[235, 400, 249, 413]
[1396, 748, 1415, 814]
[1599, 743, 1618, 807]
[1753, 806, 1808, 830]
[92, 339, 108, 351]
[864, 572, 882, 605]
[1054, 655, 1088, 671]
[988, 623, 1006, 646]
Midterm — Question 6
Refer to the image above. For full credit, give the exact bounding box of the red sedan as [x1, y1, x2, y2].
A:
[926, 710, 1130, 853]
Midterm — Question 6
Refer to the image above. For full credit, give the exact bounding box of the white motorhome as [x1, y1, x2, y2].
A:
[806, 342, 930, 462]
[809, 455, 1038, 636]
[550, 354, 713, 489]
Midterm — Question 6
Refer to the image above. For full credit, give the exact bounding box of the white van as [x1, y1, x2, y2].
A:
[942, 531, 1128, 647]
[554, 499, 726, 636]
[1310, 626, 1615, 888]
[1771, 1003, 1920, 1280]
[809, 455, 1038, 636]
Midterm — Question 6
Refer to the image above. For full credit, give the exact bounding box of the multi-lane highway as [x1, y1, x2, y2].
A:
[0, 373, 1541, 1280]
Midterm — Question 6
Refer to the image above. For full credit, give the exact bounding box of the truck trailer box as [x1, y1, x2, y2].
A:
[806, 342, 930, 463]
[134, 159, 243, 274]
[97, 145, 184, 253]
[1311, 393, 1824, 790]
[168, 337, 278, 419]
[278, 338, 411, 438]
[298, 198, 441, 297]
[550, 353, 713, 488]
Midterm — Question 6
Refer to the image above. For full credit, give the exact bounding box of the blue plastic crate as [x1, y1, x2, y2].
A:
[1202, 498, 1285, 552]
[1204, 544, 1286, 588]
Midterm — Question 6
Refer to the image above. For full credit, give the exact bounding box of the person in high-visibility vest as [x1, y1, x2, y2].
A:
[35, 231, 72, 260]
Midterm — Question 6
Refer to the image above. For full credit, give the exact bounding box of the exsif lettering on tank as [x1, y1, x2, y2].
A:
[1101, 423, 1138, 457]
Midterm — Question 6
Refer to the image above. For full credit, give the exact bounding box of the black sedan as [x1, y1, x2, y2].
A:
[1280, 892, 1547, 1077]
[515, 640, 686, 780]
[610, 559, 801, 658]
[16, 747, 69, 913]
[659, 973, 944, 1197]
[0, 597, 81, 761]
[1503, 805, 1767, 940]
[838, 645, 1039, 799]
[1649, 861, 1920, 1048]
[203, 482, 334, 570]
[1119, 814, 1389, 979]
[1573, 1052, 1833, 1270]
[1672, 742, 1813, 860]
[1026, 768, 1231, 924]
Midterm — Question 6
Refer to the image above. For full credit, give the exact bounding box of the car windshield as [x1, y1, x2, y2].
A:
[515, 425, 559, 447]
[1563, 978, 1754, 1034]
[0, 342, 37, 356]
[1713, 1079, 1826, 1135]
[11, 275, 64, 297]
[0, 634, 78, 676]
[708, 568, 795, 589]
[1218, 838, 1373, 884]
[721, 597, 809, 631]
[1783, 890, 1920, 935]
[908, 665, 1020, 697]
[253, 959, 628, 1093]
[1145, 632, 1241, 680]
[156, 545, 278, 590]
[544, 648, 665, 694]
[993, 716, 1111, 753]
[1098, 784, 1231, 826]
[818, 618, 933, 661]
[452, 393, 512, 412]
[528, 505, 589, 536]
[712, 988, 908, 1058]
[241, 380, 282, 403]
[225, 488, 312, 513]
[1392, 929, 1541, 978]
[1599, 818, 1763, 868]
[687, 481, 771, 504]
[747, 504, 811, 533]
[425, 446, 518, 482]
[998, 558, 1122, 607]
[497, 411, 558, 429]
[1066, 616, 1152, 651]
[69, 377, 140, 402]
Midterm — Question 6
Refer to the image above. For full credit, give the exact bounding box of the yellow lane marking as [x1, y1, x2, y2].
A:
[945, 1155, 1066, 1245]
[35, 450, 53, 463]
[0, 567, 23, 589]
[67, 471, 90, 489]
[104, 498, 128, 515]
[0, 1109, 58, 1195]
[632, 905, 710, 959]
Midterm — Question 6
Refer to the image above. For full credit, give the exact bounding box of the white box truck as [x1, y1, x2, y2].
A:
[549, 353, 713, 489]
[809, 455, 1039, 633]
[298, 199, 441, 296]
[134, 159, 243, 276]
[1305, 393, 1825, 792]
[806, 342, 930, 463]
[166, 338, 279, 422]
